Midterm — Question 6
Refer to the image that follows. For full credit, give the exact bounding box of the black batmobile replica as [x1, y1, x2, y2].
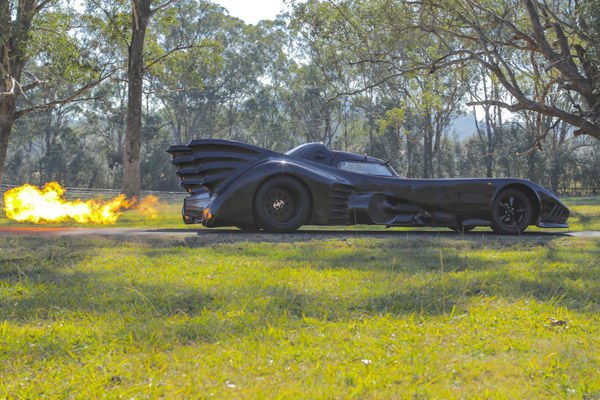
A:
[167, 139, 569, 234]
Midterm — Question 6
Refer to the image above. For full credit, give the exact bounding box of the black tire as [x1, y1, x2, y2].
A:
[254, 176, 310, 233]
[491, 189, 533, 235]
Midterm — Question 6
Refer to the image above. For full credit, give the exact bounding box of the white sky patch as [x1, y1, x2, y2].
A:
[211, 0, 291, 24]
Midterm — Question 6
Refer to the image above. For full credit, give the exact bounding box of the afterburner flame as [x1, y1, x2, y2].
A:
[3, 182, 157, 224]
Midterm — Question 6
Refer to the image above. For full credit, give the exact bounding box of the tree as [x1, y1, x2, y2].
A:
[292, 0, 600, 141]
[423, 0, 600, 140]
[147, 2, 225, 144]
[400, 72, 465, 178]
[123, 0, 156, 199]
[468, 66, 507, 178]
[1, 0, 111, 187]
[87, 0, 217, 198]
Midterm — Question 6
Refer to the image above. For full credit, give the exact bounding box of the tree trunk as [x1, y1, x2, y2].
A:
[1, 0, 28, 188]
[0, 96, 16, 188]
[323, 106, 332, 146]
[406, 134, 414, 178]
[122, 0, 152, 199]
[423, 135, 432, 178]
[423, 117, 433, 178]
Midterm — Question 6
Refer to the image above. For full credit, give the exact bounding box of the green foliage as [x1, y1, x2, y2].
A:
[30, 11, 96, 82]
[377, 107, 405, 135]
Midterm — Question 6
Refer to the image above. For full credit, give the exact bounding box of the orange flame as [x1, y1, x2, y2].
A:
[136, 195, 160, 219]
[3, 182, 158, 224]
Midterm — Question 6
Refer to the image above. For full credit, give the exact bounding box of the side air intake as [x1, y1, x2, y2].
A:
[328, 184, 353, 224]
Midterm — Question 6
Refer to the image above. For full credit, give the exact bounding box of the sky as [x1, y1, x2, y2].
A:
[211, 0, 291, 24]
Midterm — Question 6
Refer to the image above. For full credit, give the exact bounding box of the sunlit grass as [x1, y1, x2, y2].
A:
[1, 233, 598, 398]
[563, 197, 600, 231]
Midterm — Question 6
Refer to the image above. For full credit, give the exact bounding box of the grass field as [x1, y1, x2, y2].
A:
[1, 197, 599, 398]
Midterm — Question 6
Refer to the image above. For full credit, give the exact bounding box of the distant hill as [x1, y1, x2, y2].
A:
[449, 112, 478, 141]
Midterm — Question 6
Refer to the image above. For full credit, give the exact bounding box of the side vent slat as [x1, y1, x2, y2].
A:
[328, 184, 353, 224]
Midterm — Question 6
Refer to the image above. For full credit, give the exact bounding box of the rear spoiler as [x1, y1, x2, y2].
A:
[167, 139, 278, 194]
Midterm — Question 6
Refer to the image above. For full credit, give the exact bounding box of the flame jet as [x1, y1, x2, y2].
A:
[3, 182, 158, 224]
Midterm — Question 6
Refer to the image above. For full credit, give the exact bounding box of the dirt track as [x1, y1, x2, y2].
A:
[1, 226, 599, 240]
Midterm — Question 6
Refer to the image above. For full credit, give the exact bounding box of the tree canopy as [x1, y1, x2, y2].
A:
[1, 0, 599, 196]
[293, 0, 600, 140]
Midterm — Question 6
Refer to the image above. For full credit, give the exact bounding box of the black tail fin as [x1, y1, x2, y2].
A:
[167, 139, 277, 194]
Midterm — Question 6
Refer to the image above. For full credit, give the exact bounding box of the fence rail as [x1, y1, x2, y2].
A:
[0, 184, 188, 203]
[556, 187, 600, 197]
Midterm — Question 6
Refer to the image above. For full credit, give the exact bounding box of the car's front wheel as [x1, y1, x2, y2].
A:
[254, 176, 310, 233]
[491, 189, 533, 235]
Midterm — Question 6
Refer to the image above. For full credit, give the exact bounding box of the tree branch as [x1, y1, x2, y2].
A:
[131, 0, 140, 31]
[150, 0, 174, 15]
[89, 0, 130, 47]
[15, 69, 117, 119]
[35, 0, 56, 13]
[144, 45, 194, 71]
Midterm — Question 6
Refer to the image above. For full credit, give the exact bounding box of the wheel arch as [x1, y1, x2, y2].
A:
[212, 159, 346, 227]
[252, 172, 315, 223]
[494, 183, 541, 223]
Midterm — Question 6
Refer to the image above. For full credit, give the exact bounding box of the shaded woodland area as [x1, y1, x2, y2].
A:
[1, 0, 599, 196]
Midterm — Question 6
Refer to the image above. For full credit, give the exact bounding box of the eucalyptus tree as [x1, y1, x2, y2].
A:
[147, 6, 292, 146]
[121, 0, 195, 198]
[0, 0, 113, 187]
[292, 0, 467, 177]
[84, 0, 218, 198]
[144, 1, 224, 144]
[293, 0, 600, 141]
[468, 65, 508, 178]
[237, 20, 300, 151]
[284, 62, 342, 145]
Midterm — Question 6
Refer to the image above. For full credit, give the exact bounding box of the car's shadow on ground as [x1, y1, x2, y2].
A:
[150, 227, 572, 238]
[2, 226, 593, 241]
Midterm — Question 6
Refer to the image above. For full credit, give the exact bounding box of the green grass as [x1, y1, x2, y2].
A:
[1, 196, 599, 398]
[1, 232, 599, 398]
[563, 197, 600, 231]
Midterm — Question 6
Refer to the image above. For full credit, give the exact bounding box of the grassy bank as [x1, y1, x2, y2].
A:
[1, 231, 598, 398]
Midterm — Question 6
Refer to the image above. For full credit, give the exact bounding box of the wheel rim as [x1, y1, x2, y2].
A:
[495, 194, 528, 229]
[263, 186, 297, 223]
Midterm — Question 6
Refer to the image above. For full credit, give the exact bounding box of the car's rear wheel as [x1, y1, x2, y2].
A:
[491, 189, 533, 235]
[254, 176, 310, 233]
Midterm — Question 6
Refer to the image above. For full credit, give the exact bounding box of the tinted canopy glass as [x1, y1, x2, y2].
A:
[338, 161, 396, 176]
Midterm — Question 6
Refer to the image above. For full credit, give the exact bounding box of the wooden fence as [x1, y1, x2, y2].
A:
[556, 187, 600, 197]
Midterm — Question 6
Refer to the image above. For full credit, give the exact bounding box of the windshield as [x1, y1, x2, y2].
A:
[337, 161, 396, 177]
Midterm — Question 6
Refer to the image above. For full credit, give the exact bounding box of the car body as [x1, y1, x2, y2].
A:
[167, 139, 569, 234]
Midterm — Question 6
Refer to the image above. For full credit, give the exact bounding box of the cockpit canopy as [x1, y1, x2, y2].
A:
[286, 143, 397, 177]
